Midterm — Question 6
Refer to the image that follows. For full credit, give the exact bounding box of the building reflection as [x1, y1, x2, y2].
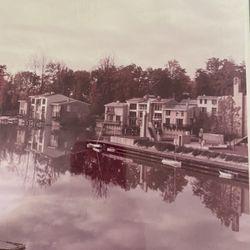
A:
[14, 126, 86, 187]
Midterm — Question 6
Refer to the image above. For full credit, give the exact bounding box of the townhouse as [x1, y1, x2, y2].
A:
[197, 77, 247, 137]
[18, 93, 90, 126]
[103, 101, 128, 135]
[103, 95, 198, 139]
[163, 99, 198, 129]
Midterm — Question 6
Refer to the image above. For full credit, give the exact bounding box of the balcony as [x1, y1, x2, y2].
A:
[163, 123, 191, 131]
[106, 110, 115, 115]
[103, 120, 121, 125]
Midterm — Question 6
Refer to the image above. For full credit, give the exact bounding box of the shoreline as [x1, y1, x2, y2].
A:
[86, 139, 249, 182]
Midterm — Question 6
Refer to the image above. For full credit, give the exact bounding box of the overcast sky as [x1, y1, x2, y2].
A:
[0, 0, 247, 77]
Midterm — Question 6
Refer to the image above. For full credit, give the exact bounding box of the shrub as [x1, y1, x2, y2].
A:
[166, 143, 176, 151]
[180, 147, 193, 154]
[155, 143, 168, 151]
[219, 153, 227, 159]
[208, 151, 220, 158]
[175, 146, 183, 153]
[134, 138, 155, 148]
[192, 149, 202, 156]
[225, 155, 234, 161]
[155, 142, 175, 152]
[201, 150, 209, 157]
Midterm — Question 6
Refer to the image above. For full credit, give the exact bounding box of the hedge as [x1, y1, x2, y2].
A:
[133, 139, 247, 164]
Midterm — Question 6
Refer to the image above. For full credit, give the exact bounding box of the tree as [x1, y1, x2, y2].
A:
[0, 65, 6, 113]
[165, 60, 190, 99]
[28, 55, 48, 93]
[0, 65, 10, 114]
[89, 56, 117, 114]
[215, 96, 241, 141]
[195, 58, 246, 96]
[149, 68, 172, 97]
[72, 70, 91, 101]
[13, 71, 40, 98]
[195, 69, 213, 95]
[112, 64, 141, 101]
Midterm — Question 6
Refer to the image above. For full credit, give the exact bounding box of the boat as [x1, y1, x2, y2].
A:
[161, 159, 182, 168]
[208, 144, 228, 150]
[86, 143, 102, 149]
[219, 170, 237, 179]
[106, 147, 116, 153]
[0, 240, 25, 250]
[92, 147, 102, 153]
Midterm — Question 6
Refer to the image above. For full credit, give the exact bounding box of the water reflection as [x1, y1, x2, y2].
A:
[0, 124, 249, 245]
[71, 149, 249, 232]
[191, 174, 249, 232]
[0, 125, 88, 188]
[71, 150, 189, 202]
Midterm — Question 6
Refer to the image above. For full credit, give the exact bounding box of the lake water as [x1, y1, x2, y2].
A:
[0, 125, 249, 250]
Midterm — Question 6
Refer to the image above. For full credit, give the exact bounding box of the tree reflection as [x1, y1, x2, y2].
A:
[191, 174, 249, 232]
[70, 149, 188, 203]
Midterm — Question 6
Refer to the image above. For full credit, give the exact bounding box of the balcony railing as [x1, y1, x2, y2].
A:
[106, 110, 115, 114]
[104, 120, 121, 125]
[163, 123, 191, 131]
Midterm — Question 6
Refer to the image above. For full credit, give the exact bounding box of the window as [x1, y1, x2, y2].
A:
[181, 112, 184, 117]
[41, 107, 45, 120]
[129, 103, 137, 110]
[139, 112, 143, 118]
[154, 113, 162, 119]
[129, 111, 137, 126]
[42, 99, 46, 105]
[31, 98, 35, 104]
[165, 118, 170, 126]
[201, 107, 207, 113]
[165, 110, 171, 116]
[36, 99, 41, 105]
[204, 99, 207, 104]
[154, 103, 162, 111]
[212, 108, 217, 114]
[200, 99, 202, 104]
[107, 107, 114, 113]
[176, 118, 183, 127]
[139, 104, 147, 110]
[116, 115, 121, 122]
[212, 99, 217, 105]
[129, 111, 136, 117]
[107, 115, 114, 121]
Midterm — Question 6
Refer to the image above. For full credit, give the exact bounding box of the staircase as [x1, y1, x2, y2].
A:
[148, 122, 158, 141]
[231, 136, 248, 146]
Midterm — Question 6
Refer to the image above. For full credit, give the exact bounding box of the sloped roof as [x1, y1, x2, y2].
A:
[163, 100, 195, 111]
[126, 97, 144, 103]
[197, 95, 220, 100]
[30, 94, 89, 106]
[105, 102, 127, 107]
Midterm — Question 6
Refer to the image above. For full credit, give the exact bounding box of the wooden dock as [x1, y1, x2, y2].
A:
[0, 240, 25, 250]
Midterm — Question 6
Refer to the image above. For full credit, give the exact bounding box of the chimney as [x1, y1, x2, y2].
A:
[233, 76, 241, 95]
